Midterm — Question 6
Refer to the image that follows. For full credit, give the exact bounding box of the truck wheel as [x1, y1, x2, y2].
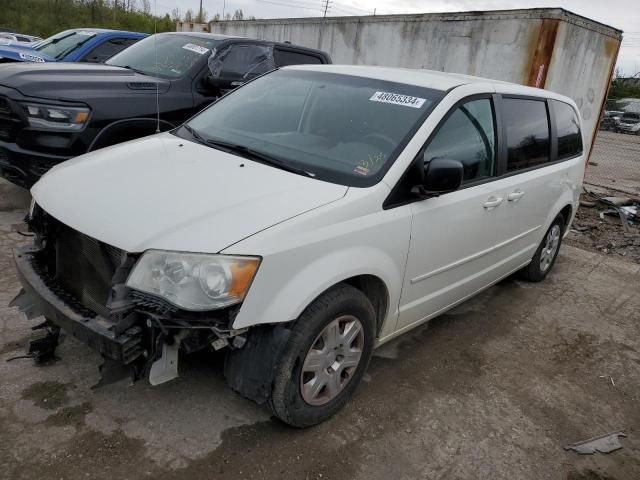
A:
[269, 284, 375, 427]
[519, 214, 565, 282]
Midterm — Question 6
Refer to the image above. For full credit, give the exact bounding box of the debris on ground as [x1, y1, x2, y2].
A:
[566, 188, 640, 263]
[565, 430, 626, 455]
[601, 197, 634, 207]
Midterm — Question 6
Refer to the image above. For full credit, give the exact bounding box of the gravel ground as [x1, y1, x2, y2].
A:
[0, 188, 639, 480]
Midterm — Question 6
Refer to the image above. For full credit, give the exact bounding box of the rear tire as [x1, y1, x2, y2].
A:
[518, 214, 565, 282]
[269, 284, 375, 428]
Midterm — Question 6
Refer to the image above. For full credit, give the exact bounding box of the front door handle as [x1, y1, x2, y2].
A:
[508, 189, 525, 202]
[483, 196, 504, 209]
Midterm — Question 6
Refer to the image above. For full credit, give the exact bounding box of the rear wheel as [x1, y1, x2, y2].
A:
[269, 284, 375, 427]
[519, 214, 565, 282]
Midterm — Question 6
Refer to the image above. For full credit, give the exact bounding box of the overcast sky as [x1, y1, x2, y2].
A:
[157, 0, 639, 75]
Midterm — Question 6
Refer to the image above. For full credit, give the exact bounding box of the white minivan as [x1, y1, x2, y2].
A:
[13, 65, 584, 427]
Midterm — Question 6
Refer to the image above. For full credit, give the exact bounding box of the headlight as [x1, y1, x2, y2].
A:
[126, 250, 261, 311]
[21, 102, 91, 131]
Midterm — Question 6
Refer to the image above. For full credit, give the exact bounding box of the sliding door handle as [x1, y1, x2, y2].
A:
[508, 189, 525, 202]
[483, 196, 504, 209]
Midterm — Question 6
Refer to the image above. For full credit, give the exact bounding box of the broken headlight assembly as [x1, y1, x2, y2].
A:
[20, 102, 91, 132]
[126, 250, 261, 311]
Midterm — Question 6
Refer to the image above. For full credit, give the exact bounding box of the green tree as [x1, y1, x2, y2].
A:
[0, 0, 176, 38]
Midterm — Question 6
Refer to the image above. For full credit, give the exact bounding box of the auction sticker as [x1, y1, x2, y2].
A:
[370, 91, 426, 108]
[353, 165, 370, 176]
[182, 43, 210, 55]
[19, 52, 45, 63]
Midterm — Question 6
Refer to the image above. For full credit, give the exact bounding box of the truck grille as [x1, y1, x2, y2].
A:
[0, 120, 19, 141]
[53, 223, 124, 318]
[0, 96, 23, 142]
[0, 98, 11, 116]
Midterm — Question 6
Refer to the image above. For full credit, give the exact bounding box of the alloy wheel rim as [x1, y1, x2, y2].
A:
[539, 224, 561, 272]
[300, 315, 364, 406]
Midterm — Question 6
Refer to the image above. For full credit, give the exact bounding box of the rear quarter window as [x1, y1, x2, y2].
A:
[553, 100, 583, 160]
[503, 98, 550, 172]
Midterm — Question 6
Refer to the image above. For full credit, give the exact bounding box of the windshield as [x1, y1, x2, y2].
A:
[107, 34, 221, 79]
[622, 113, 640, 121]
[184, 70, 443, 186]
[35, 30, 96, 59]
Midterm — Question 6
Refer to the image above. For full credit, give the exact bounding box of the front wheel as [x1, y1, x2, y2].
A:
[269, 284, 375, 427]
[518, 214, 565, 282]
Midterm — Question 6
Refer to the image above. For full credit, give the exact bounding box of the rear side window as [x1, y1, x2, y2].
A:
[423, 98, 496, 182]
[212, 44, 276, 81]
[274, 49, 323, 67]
[553, 100, 582, 159]
[503, 98, 550, 172]
[81, 38, 138, 63]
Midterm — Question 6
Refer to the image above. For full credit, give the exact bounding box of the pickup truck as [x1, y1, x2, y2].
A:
[0, 28, 146, 64]
[0, 32, 331, 188]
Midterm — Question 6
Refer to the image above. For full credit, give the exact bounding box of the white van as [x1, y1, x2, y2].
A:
[13, 65, 584, 427]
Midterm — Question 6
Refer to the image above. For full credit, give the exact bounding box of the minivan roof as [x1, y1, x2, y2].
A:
[285, 64, 569, 99]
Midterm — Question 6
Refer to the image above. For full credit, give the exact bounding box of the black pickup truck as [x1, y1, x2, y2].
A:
[0, 32, 331, 188]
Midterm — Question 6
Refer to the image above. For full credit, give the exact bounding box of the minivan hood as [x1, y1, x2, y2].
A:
[31, 133, 348, 253]
[0, 63, 169, 99]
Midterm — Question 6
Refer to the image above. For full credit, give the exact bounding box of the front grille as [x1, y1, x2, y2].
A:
[0, 97, 11, 116]
[0, 120, 19, 141]
[53, 223, 124, 318]
[0, 97, 23, 142]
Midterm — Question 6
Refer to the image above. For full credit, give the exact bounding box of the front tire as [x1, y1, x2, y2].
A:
[269, 284, 375, 427]
[519, 214, 565, 282]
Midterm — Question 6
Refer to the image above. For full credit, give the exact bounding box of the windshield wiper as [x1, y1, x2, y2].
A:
[182, 124, 210, 145]
[183, 126, 315, 178]
[205, 138, 316, 178]
[120, 65, 150, 76]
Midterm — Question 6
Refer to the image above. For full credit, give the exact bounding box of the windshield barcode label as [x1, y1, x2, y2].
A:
[369, 91, 426, 108]
[182, 43, 210, 55]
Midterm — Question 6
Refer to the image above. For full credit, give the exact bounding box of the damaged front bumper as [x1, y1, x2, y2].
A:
[12, 246, 144, 364]
[10, 242, 270, 396]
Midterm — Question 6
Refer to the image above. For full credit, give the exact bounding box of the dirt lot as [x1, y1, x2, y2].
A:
[588, 131, 640, 195]
[1, 182, 640, 480]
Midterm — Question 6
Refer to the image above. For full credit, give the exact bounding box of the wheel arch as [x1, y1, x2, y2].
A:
[544, 186, 579, 241]
[342, 274, 389, 337]
[559, 203, 573, 231]
[231, 246, 402, 338]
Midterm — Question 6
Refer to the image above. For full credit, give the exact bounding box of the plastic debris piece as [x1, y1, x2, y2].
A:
[564, 430, 626, 454]
[601, 197, 633, 207]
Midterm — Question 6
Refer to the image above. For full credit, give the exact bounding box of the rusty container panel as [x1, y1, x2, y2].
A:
[206, 9, 621, 154]
[545, 20, 621, 154]
[526, 18, 560, 88]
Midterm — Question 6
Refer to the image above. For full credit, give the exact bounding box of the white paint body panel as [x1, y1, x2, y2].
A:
[31, 69, 584, 345]
[31, 134, 347, 253]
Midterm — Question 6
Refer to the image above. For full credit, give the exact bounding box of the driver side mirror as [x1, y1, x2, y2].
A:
[205, 74, 244, 91]
[422, 156, 464, 195]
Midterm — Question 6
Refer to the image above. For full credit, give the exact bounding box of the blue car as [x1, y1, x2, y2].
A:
[0, 28, 146, 64]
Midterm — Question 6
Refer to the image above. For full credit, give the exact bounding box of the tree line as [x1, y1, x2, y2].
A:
[0, 0, 254, 38]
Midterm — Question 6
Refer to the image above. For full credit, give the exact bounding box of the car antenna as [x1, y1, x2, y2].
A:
[154, 0, 160, 133]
